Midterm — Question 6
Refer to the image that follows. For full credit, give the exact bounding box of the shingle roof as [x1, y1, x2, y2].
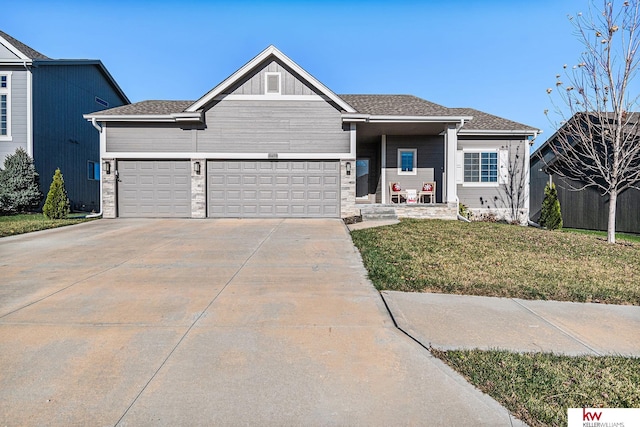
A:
[93, 100, 193, 115]
[339, 94, 451, 116]
[450, 108, 538, 132]
[0, 30, 49, 60]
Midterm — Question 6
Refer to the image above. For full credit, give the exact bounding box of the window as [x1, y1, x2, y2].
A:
[265, 72, 281, 94]
[87, 161, 100, 180]
[397, 149, 417, 175]
[0, 73, 10, 140]
[464, 151, 498, 183]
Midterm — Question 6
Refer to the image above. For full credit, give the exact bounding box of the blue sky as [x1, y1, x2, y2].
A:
[3, 0, 592, 150]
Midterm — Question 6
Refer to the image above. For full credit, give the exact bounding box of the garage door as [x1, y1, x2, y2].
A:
[208, 160, 340, 218]
[117, 160, 191, 218]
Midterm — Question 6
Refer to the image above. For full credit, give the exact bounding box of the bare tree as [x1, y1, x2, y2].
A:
[545, 0, 640, 243]
[499, 142, 528, 224]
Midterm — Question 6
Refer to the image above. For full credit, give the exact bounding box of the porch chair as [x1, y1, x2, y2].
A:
[419, 181, 436, 204]
[389, 182, 404, 204]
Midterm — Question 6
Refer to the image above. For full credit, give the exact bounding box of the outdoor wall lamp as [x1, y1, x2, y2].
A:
[346, 162, 352, 176]
[104, 161, 111, 175]
[194, 161, 201, 175]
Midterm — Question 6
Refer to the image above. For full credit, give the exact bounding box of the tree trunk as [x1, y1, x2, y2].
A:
[607, 189, 617, 244]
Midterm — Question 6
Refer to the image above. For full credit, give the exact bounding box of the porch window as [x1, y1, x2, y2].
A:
[397, 149, 417, 175]
[464, 152, 498, 183]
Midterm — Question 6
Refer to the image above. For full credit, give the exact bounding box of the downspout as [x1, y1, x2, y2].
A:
[86, 118, 103, 218]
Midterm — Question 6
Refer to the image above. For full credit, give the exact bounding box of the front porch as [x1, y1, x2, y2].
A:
[358, 203, 457, 221]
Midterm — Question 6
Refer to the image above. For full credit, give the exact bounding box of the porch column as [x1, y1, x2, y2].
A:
[444, 124, 458, 204]
[381, 135, 387, 204]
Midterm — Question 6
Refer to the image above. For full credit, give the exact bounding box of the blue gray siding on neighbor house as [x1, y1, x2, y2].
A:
[226, 60, 317, 96]
[385, 135, 445, 203]
[456, 137, 528, 210]
[32, 64, 127, 211]
[0, 68, 28, 162]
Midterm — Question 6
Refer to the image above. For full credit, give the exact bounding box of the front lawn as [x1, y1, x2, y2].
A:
[0, 213, 93, 238]
[431, 349, 640, 427]
[350, 219, 640, 305]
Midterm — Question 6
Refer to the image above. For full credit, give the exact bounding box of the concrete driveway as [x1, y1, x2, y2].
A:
[0, 219, 521, 426]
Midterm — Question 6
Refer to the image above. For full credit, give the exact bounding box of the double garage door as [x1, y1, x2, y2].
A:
[117, 160, 340, 218]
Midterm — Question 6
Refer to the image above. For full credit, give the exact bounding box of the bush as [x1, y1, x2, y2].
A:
[0, 148, 42, 214]
[540, 182, 563, 230]
[42, 168, 70, 219]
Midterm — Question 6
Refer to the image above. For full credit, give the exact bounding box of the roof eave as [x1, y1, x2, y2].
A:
[83, 112, 203, 123]
[342, 114, 473, 123]
[459, 128, 542, 136]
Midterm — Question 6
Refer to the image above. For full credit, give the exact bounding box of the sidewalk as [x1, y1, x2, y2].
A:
[382, 291, 640, 356]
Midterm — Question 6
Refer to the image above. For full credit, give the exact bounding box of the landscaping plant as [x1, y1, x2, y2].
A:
[540, 182, 563, 230]
[42, 168, 70, 219]
[0, 148, 42, 214]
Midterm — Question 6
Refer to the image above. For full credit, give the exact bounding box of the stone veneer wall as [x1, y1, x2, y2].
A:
[341, 159, 359, 218]
[102, 159, 116, 218]
[191, 159, 206, 218]
[394, 203, 457, 220]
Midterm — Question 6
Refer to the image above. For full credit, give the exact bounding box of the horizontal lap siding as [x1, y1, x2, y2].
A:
[106, 123, 193, 152]
[197, 100, 349, 153]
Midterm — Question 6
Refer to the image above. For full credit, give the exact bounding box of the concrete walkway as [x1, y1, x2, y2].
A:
[383, 291, 640, 356]
[0, 219, 523, 426]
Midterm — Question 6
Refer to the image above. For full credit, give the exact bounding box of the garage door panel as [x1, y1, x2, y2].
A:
[117, 160, 191, 218]
[208, 160, 339, 218]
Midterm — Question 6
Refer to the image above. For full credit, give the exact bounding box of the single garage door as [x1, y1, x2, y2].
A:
[117, 160, 191, 217]
[208, 160, 340, 218]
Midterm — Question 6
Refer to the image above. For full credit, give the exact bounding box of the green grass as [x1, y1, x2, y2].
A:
[350, 219, 640, 305]
[564, 228, 640, 243]
[431, 349, 640, 427]
[0, 213, 93, 238]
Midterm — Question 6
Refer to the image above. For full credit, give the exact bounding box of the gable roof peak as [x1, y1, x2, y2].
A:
[0, 30, 50, 60]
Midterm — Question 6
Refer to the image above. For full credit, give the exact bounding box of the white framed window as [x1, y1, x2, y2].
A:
[397, 148, 417, 175]
[0, 72, 11, 141]
[87, 160, 100, 180]
[463, 151, 498, 185]
[265, 72, 281, 95]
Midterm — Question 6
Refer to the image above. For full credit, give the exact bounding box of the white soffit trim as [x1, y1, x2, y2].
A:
[0, 35, 31, 61]
[458, 129, 541, 136]
[186, 45, 356, 113]
[342, 114, 473, 123]
[82, 113, 202, 123]
[102, 152, 352, 160]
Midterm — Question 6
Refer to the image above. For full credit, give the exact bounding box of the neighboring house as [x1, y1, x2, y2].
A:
[0, 31, 129, 212]
[84, 45, 540, 220]
[530, 117, 640, 233]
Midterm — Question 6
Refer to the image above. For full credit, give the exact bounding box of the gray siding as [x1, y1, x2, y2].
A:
[227, 60, 317, 96]
[197, 99, 349, 153]
[457, 137, 528, 210]
[32, 64, 128, 211]
[384, 135, 444, 203]
[0, 67, 28, 162]
[0, 44, 19, 59]
[106, 123, 194, 152]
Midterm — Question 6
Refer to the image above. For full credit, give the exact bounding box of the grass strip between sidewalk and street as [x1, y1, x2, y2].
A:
[430, 349, 640, 427]
[0, 213, 93, 238]
[350, 219, 640, 305]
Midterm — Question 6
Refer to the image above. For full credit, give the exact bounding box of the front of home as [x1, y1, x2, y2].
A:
[85, 46, 540, 221]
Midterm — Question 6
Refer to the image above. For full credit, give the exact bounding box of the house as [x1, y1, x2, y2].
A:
[0, 31, 129, 212]
[530, 114, 640, 233]
[84, 45, 540, 220]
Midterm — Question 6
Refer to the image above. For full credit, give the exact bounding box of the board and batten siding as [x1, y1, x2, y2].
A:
[384, 135, 444, 203]
[456, 137, 528, 210]
[0, 67, 28, 161]
[32, 63, 128, 211]
[226, 59, 317, 96]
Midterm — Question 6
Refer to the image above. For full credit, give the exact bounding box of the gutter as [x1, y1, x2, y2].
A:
[86, 119, 103, 219]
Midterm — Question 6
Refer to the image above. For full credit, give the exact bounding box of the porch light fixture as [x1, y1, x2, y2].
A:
[104, 161, 111, 175]
[346, 162, 352, 176]
[194, 161, 201, 175]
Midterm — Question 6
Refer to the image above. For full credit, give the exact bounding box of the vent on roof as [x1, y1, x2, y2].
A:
[265, 72, 281, 95]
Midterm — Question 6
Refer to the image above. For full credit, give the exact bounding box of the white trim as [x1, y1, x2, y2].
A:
[0, 35, 31, 60]
[214, 94, 325, 101]
[381, 135, 387, 204]
[397, 148, 417, 176]
[187, 45, 356, 113]
[445, 125, 457, 203]
[102, 151, 352, 160]
[0, 72, 12, 141]
[459, 129, 540, 136]
[26, 67, 32, 155]
[461, 149, 500, 186]
[264, 72, 281, 95]
[342, 114, 473, 124]
[349, 122, 356, 158]
[83, 112, 203, 123]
